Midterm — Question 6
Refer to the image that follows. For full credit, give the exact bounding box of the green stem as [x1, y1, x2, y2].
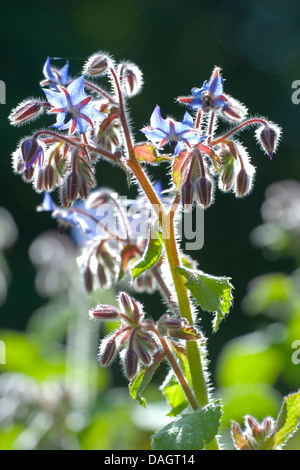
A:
[110, 65, 219, 449]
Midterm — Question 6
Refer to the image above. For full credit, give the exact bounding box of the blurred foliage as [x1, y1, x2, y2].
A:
[215, 180, 300, 449]
[0, 227, 168, 450]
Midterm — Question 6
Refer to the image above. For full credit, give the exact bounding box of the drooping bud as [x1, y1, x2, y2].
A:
[220, 96, 247, 122]
[181, 180, 194, 212]
[22, 166, 35, 182]
[83, 52, 112, 76]
[256, 124, 281, 159]
[218, 146, 236, 191]
[196, 177, 213, 208]
[99, 337, 117, 366]
[9, 99, 46, 126]
[65, 171, 79, 203]
[124, 348, 139, 379]
[84, 265, 94, 293]
[136, 340, 152, 366]
[97, 263, 108, 289]
[235, 168, 251, 197]
[90, 304, 120, 320]
[20, 137, 44, 170]
[118, 62, 143, 97]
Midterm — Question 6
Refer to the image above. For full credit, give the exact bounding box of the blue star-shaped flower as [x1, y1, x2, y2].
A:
[187, 67, 226, 113]
[42, 56, 70, 89]
[141, 105, 202, 155]
[43, 76, 104, 134]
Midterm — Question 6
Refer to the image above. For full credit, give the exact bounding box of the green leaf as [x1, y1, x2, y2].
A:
[151, 400, 222, 450]
[176, 267, 233, 331]
[162, 374, 189, 417]
[273, 391, 300, 447]
[131, 225, 163, 280]
[129, 357, 163, 407]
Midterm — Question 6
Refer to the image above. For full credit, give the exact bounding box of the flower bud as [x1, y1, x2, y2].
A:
[44, 164, 55, 191]
[136, 342, 152, 366]
[118, 62, 143, 97]
[257, 124, 280, 159]
[99, 337, 117, 366]
[83, 52, 112, 76]
[220, 162, 235, 191]
[22, 166, 35, 182]
[90, 304, 120, 320]
[9, 99, 46, 126]
[66, 172, 79, 202]
[21, 138, 44, 170]
[220, 97, 247, 122]
[119, 291, 133, 316]
[235, 168, 250, 197]
[196, 177, 213, 208]
[84, 265, 94, 293]
[181, 180, 194, 211]
[97, 263, 108, 288]
[125, 348, 138, 379]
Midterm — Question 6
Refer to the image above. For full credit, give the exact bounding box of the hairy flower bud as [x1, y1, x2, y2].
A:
[196, 177, 213, 208]
[66, 172, 79, 205]
[90, 304, 120, 320]
[9, 99, 46, 126]
[235, 168, 251, 197]
[119, 291, 133, 315]
[20, 137, 44, 170]
[118, 62, 143, 97]
[97, 263, 108, 289]
[84, 265, 94, 293]
[256, 124, 281, 159]
[99, 337, 117, 366]
[181, 180, 194, 211]
[220, 96, 247, 122]
[125, 348, 138, 379]
[83, 52, 112, 76]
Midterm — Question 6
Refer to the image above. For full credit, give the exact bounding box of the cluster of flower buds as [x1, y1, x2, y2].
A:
[90, 292, 161, 379]
[90, 292, 201, 379]
[231, 415, 276, 450]
[179, 147, 215, 211]
[165, 66, 281, 210]
[40, 188, 162, 295]
[216, 142, 255, 198]
[8, 52, 144, 208]
[157, 314, 202, 341]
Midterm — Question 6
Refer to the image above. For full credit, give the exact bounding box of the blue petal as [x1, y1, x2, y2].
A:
[42, 193, 55, 211]
[43, 56, 55, 81]
[209, 76, 223, 96]
[141, 127, 167, 142]
[43, 87, 68, 108]
[181, 111, 194, 128]
[75, 117, 89, 134]
[59, 61, 69, 85]
[81, 102, 104, 121]
[67, 76, 87, 106]
[187, 97, 203, 110]
[150, 105, 169, 133]
[213, 96, 226, 109]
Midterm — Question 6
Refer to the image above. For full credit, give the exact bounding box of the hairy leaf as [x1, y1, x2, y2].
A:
[151, 400, 222, 450]
[272, 391, 300, 447]
[177, 266, 233, 331]
[131, 226, 163, 280]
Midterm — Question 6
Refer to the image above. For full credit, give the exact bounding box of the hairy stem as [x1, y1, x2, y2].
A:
[111, 66, 219, 449]
[210, 117, 268, 146]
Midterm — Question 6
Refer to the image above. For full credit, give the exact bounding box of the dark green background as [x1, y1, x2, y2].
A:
[1, 0, 300, 388]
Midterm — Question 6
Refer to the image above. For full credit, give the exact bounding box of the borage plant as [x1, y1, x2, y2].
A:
[9, 52, 300, 450]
